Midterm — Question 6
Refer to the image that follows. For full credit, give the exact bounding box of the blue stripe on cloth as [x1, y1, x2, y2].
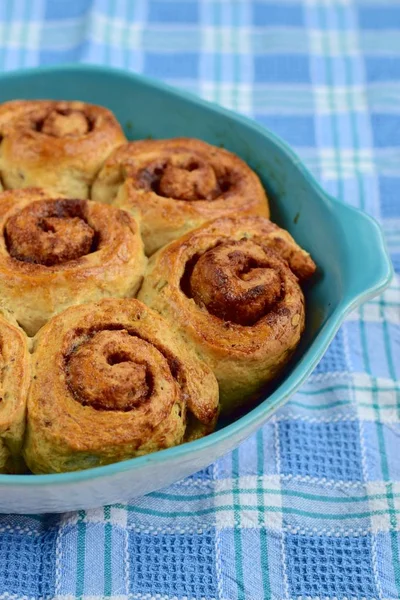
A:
[392, 253, 400, 273]
[128, 529, 218, 597]
[44, 0, 92, 19]
[358, 6, 400, 30]
[255, 114, 316, 146]
[285, 533, 379, 598]
[39, 42, 89, 65]
[149, 0, 199, 24]
[372, 114, 400, 147]
[254, 54, 311, 83]
[252, 2, 304, 27]
[0, 517, 58, 598]
[365, 57, 400, 82]
[379, 177, 400, 219]
[144, 51, 199, 79]
[278, 420, 364, 480]
[313, 328, 349, 374]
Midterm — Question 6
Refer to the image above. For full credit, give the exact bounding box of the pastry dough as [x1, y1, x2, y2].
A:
[0, 188, 147, 335]
[0, 312, 30, 473]
[0, 100, 126, 197]
[92, 137, 269, 254]
[23, 298, 219, 473]
[138, 216, 316, 414]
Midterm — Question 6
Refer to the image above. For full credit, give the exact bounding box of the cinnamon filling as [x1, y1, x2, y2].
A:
[137, 155, 232, 201]
[183, 239, 285, 326]
[5, 199, 96, 266]
[64, 325, 186, 413]
[67, 330, 154, 411]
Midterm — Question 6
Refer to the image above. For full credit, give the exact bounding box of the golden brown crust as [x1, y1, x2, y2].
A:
[0, 188, 147, 335]
[0, 312, 31, 473]
[23, 298, 219, 473]
[0, 100, 126, 198]
[91, 138, 270, 254]
[138, 216, 316, 414]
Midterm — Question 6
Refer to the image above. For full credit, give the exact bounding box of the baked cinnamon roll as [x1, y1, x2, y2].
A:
[92, 138, 269, 254]
[138, 216, 316, 414]
[0, 312, 30, 473]
[0, 100, 126, 197]
[0, 189, 147, 335]
[23, 298, 219, 473]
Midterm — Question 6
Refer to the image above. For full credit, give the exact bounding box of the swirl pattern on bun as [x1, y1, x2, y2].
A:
[24, 299, 219, 473]
[92, 137, 269, 254]
[0, 100, 126, 197]
[0, 188, 147, 335]
[138, 216, 316, 414]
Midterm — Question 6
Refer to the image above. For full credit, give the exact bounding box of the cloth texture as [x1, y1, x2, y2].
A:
[0, 1, 399, 598]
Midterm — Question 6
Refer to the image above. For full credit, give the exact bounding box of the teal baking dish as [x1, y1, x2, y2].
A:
[0, 64, 392, 513]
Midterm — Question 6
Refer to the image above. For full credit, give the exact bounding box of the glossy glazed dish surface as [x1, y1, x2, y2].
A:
[0, 64, 392, 513]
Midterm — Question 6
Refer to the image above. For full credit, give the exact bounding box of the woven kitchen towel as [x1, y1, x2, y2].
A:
[0, 1, 399, 598]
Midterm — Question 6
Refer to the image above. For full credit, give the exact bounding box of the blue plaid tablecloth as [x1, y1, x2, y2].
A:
[0, 1, 400, 599]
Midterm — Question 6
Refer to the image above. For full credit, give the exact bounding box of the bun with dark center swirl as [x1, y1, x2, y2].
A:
[91, 137, 269, 255]
[0, 100, 126, 197]
[0, 188, 147, 335]
[0, 312, 31, 473]
[23, 298, 219, 473]
[138, 216, 316, 414]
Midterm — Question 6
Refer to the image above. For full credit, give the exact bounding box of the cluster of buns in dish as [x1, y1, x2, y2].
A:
[0, 100, 316, 473]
